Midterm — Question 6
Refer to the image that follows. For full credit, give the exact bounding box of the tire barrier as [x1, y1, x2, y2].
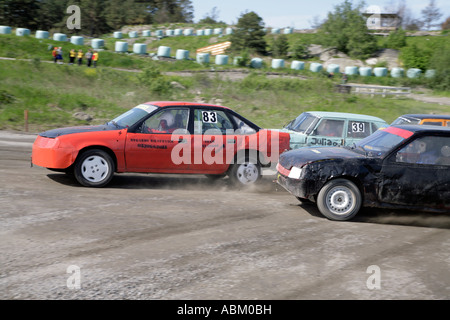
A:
[359, 67, 372, 76]
[115, 41, 128, 52]
[91, 38, 104, 49]
[196, 52, 210, 64]
[70, 36, 84, 45]
[53, 33, 67, 41]
[215, 54, 228, 65]
[35, 30, 49, 39]
[133, 43, 147, 54]
[310, 62, 323, 72]
[291, 61, 305, 70]
[176, 49, 189, 60]
[16, 28, 30, 36]
[374, 67, 388, 77]
[272, 59, 285, 69]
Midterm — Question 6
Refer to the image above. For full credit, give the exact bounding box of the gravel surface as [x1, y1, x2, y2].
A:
[1, 131, 449, 300]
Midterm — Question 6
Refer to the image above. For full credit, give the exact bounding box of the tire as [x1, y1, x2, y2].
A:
[229, 156, 261, 186]
[316, 178, 362, 221]
[74, 149, 115, 187]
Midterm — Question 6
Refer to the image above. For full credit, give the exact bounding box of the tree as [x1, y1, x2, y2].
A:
[0, 0, 40, 29]
[270, 34, 289, 58]
[318, 0, 378, 59]
[421, 0, 443, 30]
[427, 40, 450, 91]
[228, 11, 267, 55]
[442, 16, 450, 30]
[198, 6, 224, 24]
[384, 28, 407, 49]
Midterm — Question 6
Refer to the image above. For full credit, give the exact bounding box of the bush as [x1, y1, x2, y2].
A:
[384, 28, 407, 49]
[400, 44, 433, 70]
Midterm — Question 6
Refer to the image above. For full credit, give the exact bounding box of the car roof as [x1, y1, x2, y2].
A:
[396, 114, 450, 120]
[304, 111, 386, 122]
[392, 124, 450, 133]
[143, 101, 231, 110]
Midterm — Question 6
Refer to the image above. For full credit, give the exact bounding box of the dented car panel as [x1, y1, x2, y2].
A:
[277, 125, 450, 220]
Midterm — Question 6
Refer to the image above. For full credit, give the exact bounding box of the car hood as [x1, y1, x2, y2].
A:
[39, 124, 117, 138]
[279, 146, 364, 169]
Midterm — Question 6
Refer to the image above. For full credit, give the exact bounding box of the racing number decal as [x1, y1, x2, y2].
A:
[352, 122, 365, 133]
[202, 111, 217, 123]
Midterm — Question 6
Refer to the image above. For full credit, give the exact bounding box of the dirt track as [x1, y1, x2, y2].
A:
[1, 130, 449, 300]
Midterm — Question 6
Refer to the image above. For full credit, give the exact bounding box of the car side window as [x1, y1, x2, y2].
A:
[422, 121, 443, 126]
[194, 109, 233, 134]
[314, 119, 344, 137]
[396, 136, 450, 166]
[141, 108, 189, 134]
[347, 121, 371, 138]
[232, 116, 256, 134]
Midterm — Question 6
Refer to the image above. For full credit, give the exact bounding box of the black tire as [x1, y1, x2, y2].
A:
[316, 178, 362, 221]
[74, 149, 115, 187]
[228, 155, 261, 186]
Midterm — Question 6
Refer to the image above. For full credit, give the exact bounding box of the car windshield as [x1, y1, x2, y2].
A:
[351, 127, 412, 158]
[284, 113, 318, 133]
[108, 104, 159, 128]
[392, 116, 420, 125]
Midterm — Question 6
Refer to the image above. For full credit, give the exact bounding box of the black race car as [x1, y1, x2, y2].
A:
[276, 125, 450, 221]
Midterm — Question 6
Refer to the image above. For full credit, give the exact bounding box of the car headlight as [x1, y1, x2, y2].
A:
[288, 166, 302, 179]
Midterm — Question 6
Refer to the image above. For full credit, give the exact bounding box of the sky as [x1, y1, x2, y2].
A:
[190, 0, 450, 29]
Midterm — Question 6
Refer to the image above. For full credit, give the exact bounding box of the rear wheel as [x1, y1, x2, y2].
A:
[74, 149, 115, 187]
[229, 156, 261, 186]
[317, 179, 361, 221]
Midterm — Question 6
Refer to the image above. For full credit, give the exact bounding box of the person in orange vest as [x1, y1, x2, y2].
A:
[77, 49, 83, 66]
[69, 49, 76, 65]
[92, 50, 99, 68]
[52, 47, 58, 63]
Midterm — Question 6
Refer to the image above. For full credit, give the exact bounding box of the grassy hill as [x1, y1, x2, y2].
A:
[0, 30, 449, 133]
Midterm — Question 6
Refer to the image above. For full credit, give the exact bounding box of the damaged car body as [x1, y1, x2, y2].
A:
[276, 125, 450, 221]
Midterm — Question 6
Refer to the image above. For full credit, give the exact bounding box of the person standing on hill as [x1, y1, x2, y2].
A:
[69, 49, 76, 65]
[77, 49, 83, 66]
[85, 49, 93, 67]
[52, 47, 58, 63]
[56, 47, 63, 64]
[92, 51, 99, 68]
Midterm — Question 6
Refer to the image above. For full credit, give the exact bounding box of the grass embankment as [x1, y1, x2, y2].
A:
[1, 58, 449, 133]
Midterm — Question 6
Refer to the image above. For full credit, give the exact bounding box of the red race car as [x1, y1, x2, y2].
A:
[32, 101, 290, 187]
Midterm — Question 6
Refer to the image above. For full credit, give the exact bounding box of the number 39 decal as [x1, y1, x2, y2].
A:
[352, 122, 365, 133]
[202, 111, 217, 123]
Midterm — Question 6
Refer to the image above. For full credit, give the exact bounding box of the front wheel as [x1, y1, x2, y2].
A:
[228, 158, 261, 186]
[74, 149, 115, 187]
[316, 179, 361, 221]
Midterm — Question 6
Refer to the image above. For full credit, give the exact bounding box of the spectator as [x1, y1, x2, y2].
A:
[77, 50, 83, 66]
[85, 49, 93, 67]
[69, 49, 76, 65]
[92, 51, 99, 68]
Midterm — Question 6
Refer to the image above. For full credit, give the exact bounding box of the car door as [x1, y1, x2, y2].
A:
[124, 107, 190, 172]
[306, 118, 345, 147]
[186, 108, 235, 173]
[378, 135, 450, 209]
